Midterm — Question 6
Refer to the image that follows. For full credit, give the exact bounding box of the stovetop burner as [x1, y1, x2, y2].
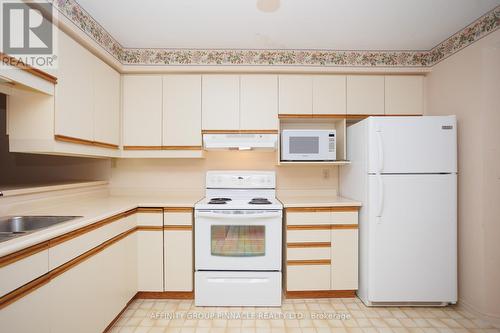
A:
[208, 197, 232, 204]
[248, 197, 272, 205]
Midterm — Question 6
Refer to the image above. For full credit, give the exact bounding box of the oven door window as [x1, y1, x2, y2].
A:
[289, 136, 319, 154]
[211, 225, 265, 257]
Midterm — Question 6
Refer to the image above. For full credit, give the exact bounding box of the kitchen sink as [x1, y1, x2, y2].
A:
[0, 216, 82, 243]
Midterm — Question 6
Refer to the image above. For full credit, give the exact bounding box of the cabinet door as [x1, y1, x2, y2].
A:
[240, 75, 278, 130]
[55, 31, 94, 140]
[202, 75, 239, 130]
[93, 58, 120, 146]
[279, 75, 312, 114]
[313, 75, 346, 115]
[137, 212, 163, 291]
[122, 75, 163, 147]
[385, 76, 424, 115]
[163, 75, 202, 147]
[331, 229, 358, 290]
[50, 234, 136, 333]
[346, 75, 385, 115]
[287, 265, 330, 291]
[164, 230, 193, 291]
[0, 283, 50, 333]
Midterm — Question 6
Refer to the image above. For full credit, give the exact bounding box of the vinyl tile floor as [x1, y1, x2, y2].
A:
[109, 297, 500, 333]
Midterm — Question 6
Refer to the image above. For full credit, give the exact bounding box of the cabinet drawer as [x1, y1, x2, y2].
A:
[331, 212, 358, 225]
[287, 230, 330, 243]
[137, 212, 163, 227]
[287, 247, 330, 260]
[163, 212, 192, 226]
[286, 212, 330, 225]
[0, 249, 49, 297]
[287, 265, 330, 291]
[49, 215, 136, 270]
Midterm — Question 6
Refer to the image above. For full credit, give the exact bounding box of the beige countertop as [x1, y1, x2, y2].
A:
[277, 191, 362, 208]
[0, 191, 202, 257]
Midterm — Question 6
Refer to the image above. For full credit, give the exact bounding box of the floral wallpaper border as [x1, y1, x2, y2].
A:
[52, 0, 499, 67]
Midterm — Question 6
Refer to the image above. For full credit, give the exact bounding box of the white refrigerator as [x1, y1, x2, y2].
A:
[341, 116, 457, 306]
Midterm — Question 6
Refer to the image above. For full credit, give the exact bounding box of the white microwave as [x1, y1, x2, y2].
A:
[281, 129, 336, 161]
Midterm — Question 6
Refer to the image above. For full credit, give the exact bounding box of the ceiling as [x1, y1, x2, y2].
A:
[76, 0, 500, 51]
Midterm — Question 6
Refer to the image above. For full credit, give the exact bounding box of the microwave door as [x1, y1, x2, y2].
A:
[282, 135, 320, 161]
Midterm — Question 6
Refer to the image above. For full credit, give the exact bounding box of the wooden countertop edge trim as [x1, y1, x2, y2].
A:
[287, 224, 358, 230]
[48, 208, 137, 247]
[0, 52, 58, 84]
[136, 207, 164, 213]
[285, 206, 360, 212]
[0, 241, 49, 268]
[285, 290, 356, 299]
[287, 259, 331, 266]
[54, 135, 119, 150]
[163, 207, 194, 213]
[287, 242, 331, 248]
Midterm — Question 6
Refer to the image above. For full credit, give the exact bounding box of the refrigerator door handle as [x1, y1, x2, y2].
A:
[376, 128, 384, 173]
[377, 174, 384, 219]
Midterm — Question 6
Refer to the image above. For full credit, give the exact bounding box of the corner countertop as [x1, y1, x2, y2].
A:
[277, 190, 362, 208]
[0, 190, 202, 257]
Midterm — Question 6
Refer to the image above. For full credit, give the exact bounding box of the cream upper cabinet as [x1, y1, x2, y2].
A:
[122, 75, 163, 147]
[163, 75, 202, 147]
[279, 75, 313, 114]
[240, 75, 278, 130]
[202, 75, 239, 130]
[55, 31, 94, 140]
[346, 75, 385, 115]
[385, 75, 424, 115]
[93, 58, 120, 145]
[313, 76, 346, 115]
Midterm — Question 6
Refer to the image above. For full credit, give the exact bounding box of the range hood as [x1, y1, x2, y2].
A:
[203, 133, 278, 151]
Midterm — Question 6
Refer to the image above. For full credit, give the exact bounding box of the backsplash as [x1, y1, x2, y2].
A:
[109, 151, 338, 193]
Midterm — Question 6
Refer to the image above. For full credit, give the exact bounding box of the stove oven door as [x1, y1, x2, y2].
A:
[195, 209, 282, 271]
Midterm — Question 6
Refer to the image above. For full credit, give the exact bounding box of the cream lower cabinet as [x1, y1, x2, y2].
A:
[137, 210, 164, 291]
[0, 283, 51, 333]
[50, 233, 137, 333]
[164, 209, 193, 292]
[285, 207, 359, 296]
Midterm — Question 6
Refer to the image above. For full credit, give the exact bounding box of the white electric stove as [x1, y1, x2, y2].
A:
[194, 171, 283, 307]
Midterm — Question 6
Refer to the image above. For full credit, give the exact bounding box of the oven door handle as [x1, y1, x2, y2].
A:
[196, 211, 282, 219]
[207, 277, 269, 284]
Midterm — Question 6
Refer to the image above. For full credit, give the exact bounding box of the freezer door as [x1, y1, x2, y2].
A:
[367, 116, 457, 174]
[367, 174, 457, 303]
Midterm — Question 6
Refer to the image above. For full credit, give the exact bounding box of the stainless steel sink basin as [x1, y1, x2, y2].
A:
[0, 216, 82, 243]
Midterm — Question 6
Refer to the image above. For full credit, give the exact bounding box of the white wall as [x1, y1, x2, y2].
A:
[425, 29, 500, 322]
[110, 151, 339, 194]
